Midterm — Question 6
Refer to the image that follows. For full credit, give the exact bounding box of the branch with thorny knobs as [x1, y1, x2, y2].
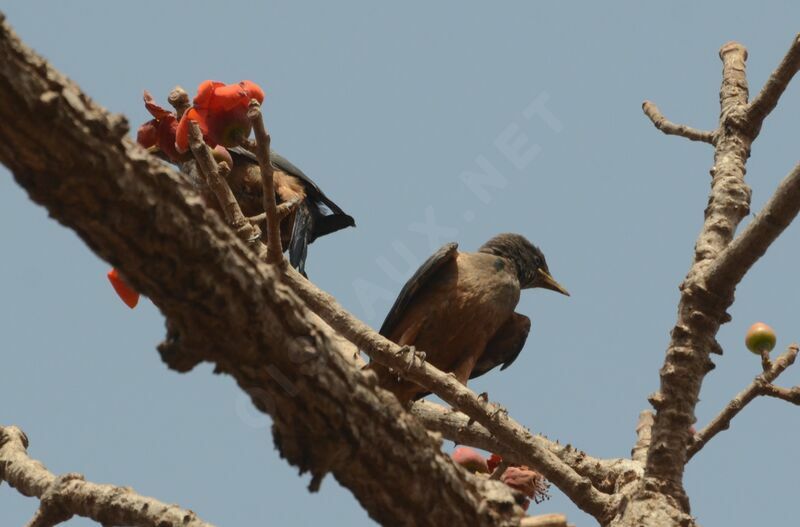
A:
[186, 122, 260, 243]
[411, 400, 640, 495]
[282, 266, 612, 521]
[641, 101, 716, 144]
[0, 426, 214, 527]
[639, 34, 800, 509]
[687, 345, 799, 459]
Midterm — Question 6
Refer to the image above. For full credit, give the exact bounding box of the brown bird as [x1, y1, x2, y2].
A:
[369, 233, 569, 404]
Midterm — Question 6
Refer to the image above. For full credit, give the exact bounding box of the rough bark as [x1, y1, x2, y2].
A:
[0, 15, 522, 527]
[0, 426, 214, 527]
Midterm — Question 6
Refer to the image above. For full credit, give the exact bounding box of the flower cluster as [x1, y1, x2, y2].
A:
[451, 447, 550, 510]
[135, 80, 265, 161]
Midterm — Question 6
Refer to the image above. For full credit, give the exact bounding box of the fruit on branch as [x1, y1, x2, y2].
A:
[745, 322, 776, 354]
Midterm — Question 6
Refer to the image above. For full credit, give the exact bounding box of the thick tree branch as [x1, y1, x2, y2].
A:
[688, 345, 799, 459]
[704, 162, 800, 291]
[744, 33, 800, 135]
[0, 426, 214, 527]
[643, 41, 754, 507]
[0, 16, 522, 527]
[283, 268, 612, 521]
[641, 101, 716, 144]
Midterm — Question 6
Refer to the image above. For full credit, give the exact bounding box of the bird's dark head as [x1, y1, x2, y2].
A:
[478, 233, 569, 295]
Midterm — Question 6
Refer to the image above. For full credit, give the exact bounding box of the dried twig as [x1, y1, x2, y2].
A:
[187, 122, 260, 242]
[247, 100, 283, 264]
[0, 426, 214, 527]
[520, 513, 570, 527]
[688, 345, 799, 459]
[760, 383, 800, 404]
[641, 101, 716, 144]
[630, 410, 654, 464]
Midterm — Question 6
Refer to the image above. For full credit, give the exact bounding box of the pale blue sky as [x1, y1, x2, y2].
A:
[2, 2, 800, 525]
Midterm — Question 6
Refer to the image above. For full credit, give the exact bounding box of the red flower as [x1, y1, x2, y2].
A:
[175, 80, 265, 152]
[137, 91, 182, 162]
[451, 447, 489, 474]
[107, 268, 140, 309]
[486, 454, 549, 511]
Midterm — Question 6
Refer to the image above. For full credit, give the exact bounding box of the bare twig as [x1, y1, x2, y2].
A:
[0, 426, 214, 527]
[745, 33, 800, 135]
[688, 345, 799, 459]
[247, 100, 283, 265]
[187, 122, 260, 242]
[642, 101, 716, 144]
[283, 267, 611, 521]
[760, 383, 800, 404]
[520, 513, 570, 527]
[631, 410, 654, 464]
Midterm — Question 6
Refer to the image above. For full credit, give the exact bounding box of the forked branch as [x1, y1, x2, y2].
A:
[688, 345, 799, 459]
[0, 426, 214, 527]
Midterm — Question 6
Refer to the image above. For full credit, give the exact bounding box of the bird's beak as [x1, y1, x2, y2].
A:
[537, 268, 570, 296]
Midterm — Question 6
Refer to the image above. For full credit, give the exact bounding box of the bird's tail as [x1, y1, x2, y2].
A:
[289, 202, 312, 277]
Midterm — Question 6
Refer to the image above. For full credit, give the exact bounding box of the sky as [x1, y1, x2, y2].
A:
[2, 2, 800, 526]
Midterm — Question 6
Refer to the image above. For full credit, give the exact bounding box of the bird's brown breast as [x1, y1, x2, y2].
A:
[387, 252, 520, 384]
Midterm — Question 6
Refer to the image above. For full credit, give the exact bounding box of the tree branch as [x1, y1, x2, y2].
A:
[411, 401, 637, 496]
[247, 101, 283, 264]
[0, 16, 522, 527]
[687, 345, 798, 459]
[759, 383, 800, 404]
[187, 122, 260, 242]
[630, 411, 654, 465]
[744, 33, 800, 135]
[643, 40, 755, 507]
[283, 268, 612, 521]
[0, 426, 214, 527]
[704, 162, 800, 291]
[641, 101, 716, 144]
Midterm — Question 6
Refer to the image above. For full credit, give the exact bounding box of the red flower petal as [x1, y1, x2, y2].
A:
[137, 119, 159, 148]
[193, 80, 225, 109]
[240, 80, 265, 104]
[487, 453, 503, 472]
[143, 91, 173, 120]
[107, 268, 140, 309]
[175, 107, 212, 153]
[156, 114, 181, 161]
[451, 447, 489, 474]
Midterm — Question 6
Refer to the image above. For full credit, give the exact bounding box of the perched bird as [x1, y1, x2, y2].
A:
[368, 233, 568, 404]
[108, 147, 354, 308]
[224, 147, 355, 275]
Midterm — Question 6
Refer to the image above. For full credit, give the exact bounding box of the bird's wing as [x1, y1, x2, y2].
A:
[267, 151, 355, 242]
[469, 312, 531, 380]
[379, 242, 459, 337]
